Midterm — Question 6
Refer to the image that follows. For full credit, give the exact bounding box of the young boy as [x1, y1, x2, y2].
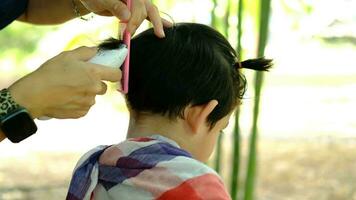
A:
[66, 23, 272, 200]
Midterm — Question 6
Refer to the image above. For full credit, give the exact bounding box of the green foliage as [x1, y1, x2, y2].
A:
[0, 22, 57, 74]
[0, 22, 56, 57]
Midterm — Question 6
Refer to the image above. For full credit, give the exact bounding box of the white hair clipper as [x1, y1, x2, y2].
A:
[38, 45, 128, 120]
[89, 44, 128, 68]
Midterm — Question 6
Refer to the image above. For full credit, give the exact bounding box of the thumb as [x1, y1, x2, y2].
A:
[91, 64, 122, 82]
[67, 46, 98, 61]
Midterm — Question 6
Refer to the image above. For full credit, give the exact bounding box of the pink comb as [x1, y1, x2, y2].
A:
[121, 0, 132, 94]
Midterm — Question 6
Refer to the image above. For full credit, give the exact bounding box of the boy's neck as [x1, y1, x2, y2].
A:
[127, 112, 197, 157]
[127, 112, 181, 139]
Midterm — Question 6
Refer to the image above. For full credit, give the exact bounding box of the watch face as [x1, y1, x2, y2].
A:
[1, 110, 37, 143]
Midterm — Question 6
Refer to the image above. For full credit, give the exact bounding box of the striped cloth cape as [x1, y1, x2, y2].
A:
[66, 135, 231, 200]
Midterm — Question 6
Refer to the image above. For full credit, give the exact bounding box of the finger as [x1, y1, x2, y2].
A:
[117, 81, 123, 91]
[45, 107, 89, 119]
[119, 23, 127, 39]
[73, 95, 96, 107]
[127, 0, 147, 35]
[67, 46, 98, 61]
[144, 17, 172, 32]
[97, 81, 108, 95]
[102, 0, 131, 21]
[96, 10, 113, 16]
[162, 18, 173, 28]
[85, 81, 107, 95]
[46, 111, 74, 119]
[65, 109, 89, 119]
[146, 4, 165, 38]
[89, 64, 122, 82]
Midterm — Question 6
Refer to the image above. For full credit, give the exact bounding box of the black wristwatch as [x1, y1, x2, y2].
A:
[0, 88, 37, 143]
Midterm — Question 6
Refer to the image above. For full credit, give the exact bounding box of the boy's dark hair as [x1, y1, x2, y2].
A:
[99, 23, 272, 127]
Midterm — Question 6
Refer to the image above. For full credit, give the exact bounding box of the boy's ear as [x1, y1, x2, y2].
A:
[185, 100, 218, 134]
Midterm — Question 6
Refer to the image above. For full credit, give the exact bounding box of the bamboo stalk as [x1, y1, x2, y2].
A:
[215, 0, 232, 175]
[212, 0, 223, 174]
[243, 0, 271, 200]
[211, 0, 218, 27]
[215, 133, 223, 173]
[224, 0, 231, 37]
[231, 109, 242, 200]
[230, 0, 244, 199]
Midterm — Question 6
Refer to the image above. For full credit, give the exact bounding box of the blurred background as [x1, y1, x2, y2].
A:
[1, 0, 356, 199]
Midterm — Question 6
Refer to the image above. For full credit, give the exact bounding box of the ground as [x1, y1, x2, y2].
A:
[1, 138, 355, 200]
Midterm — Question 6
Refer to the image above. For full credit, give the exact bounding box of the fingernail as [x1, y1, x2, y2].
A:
[119, 24, 126, 38]
[160, 29, 165, 37]
[166, 22, 174, 27]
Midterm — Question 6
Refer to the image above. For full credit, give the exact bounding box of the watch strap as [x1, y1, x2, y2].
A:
[0, 88, 21, 119]
[0, 88, 37, 143]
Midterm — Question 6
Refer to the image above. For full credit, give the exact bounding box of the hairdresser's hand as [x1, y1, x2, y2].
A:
[79, 0, 171, 37]
[8, 47, 121, 119]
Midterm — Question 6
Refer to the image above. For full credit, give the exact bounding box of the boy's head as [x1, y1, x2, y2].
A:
[100, 23, 271, 161]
